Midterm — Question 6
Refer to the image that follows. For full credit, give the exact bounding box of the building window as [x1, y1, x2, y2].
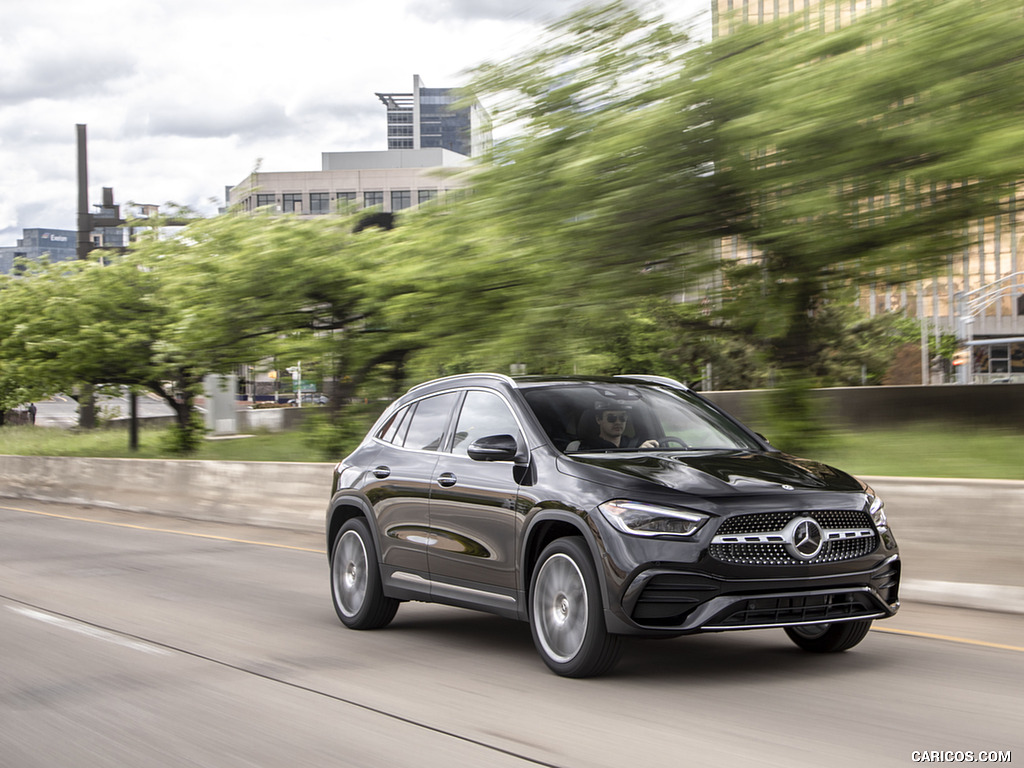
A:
[282, 193, 302, 213]
[336, 192, 357, 208]
[418, 189, 438, 205]
[388, 112, 413, 124]
[388, 125, 414, 137]
[310, 192, 330, 215]
[388, 139, 414, 149]
[391, 190, 411, 211]
[256, 193, 276, 209]
[364, 191, 384, 208]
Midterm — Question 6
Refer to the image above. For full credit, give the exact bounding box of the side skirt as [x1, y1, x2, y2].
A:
[381, 566, 521, 620]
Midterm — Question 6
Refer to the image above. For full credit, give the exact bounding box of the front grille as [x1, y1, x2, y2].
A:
[710, 510, 878, 566]
[707, 590, 881, 628]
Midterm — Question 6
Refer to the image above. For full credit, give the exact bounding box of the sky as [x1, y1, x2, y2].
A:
[0, 0, 711, 247]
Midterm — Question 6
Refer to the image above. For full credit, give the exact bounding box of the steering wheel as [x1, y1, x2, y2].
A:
[658, 436, 688, 449]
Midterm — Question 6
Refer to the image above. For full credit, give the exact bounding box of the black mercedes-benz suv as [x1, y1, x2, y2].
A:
[326, 374, 900, 677]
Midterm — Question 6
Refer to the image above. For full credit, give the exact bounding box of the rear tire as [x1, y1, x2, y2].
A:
[784, 619, 873, 653]
[529, 537, 622, 677]
[330, 517, 398, 630]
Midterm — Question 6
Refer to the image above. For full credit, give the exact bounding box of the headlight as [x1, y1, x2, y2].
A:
[598, 500, 709, 538]
[868, 494, 888, 533]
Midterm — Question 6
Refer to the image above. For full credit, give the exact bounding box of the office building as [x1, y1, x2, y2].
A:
[229, 75, 485, 217]
[0, 229, 76, 274]
[229, 147, 471, 216]
[376, 74, 491, 158]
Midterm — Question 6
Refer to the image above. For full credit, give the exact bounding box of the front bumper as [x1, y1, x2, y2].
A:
[605, 554, 900, 636]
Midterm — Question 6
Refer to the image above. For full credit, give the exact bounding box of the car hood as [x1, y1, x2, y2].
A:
[557, 450, 864, 497]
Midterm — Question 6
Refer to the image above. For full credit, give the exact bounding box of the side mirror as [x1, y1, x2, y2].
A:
[467, 434, 520, 462]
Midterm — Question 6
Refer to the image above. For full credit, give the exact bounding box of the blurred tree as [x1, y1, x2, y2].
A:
[0, 363, 29, 427]
[698, 0, 1024, 364]
[0, 255, 201, 449]
[468, 0, 1024, 448]
[600, 298, 768, 390]
[464, 3, 723, 356]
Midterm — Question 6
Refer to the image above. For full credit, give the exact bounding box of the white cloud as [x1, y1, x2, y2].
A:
[0, 0, 710, 244]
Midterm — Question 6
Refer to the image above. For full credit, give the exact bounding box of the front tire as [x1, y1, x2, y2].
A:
[330, 517, 398, 630]
[784, 619, 873, 652]
[529, 537, 622, 677]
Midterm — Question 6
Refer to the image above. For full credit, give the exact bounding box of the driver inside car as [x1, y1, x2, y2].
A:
[581, 403, 659, 450]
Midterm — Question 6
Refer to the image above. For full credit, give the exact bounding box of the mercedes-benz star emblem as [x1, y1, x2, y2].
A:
[783, 517, 824, 560]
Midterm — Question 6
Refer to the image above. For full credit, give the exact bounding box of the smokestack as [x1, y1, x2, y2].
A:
[76, 124, 91, 259]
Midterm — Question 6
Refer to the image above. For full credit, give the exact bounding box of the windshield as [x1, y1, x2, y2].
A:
[521, 383, 761, 454]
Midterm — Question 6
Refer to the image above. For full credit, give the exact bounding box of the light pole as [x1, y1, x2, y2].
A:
[286, 363, 302, 407]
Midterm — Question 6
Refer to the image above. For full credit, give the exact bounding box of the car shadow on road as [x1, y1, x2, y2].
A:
[358, 603, 895, 680]
[615, 631, 894, 682]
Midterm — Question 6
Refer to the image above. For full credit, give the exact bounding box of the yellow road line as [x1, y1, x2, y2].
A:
[4, 502, 1023, 654]
[872, 626, 1024, 653]
[0, 503, 326, 554]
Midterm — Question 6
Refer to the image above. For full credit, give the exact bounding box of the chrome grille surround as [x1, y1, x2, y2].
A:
[710, 510, 877, 566]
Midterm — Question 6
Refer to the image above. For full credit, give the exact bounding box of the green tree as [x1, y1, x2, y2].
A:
[466, 0, 1024, 448]
[0, 255, 199, 447]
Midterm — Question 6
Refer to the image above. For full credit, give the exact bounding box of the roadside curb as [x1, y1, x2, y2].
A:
[901, 580, 1024, 616]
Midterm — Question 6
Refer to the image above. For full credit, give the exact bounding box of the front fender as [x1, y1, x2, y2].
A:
[519, 506, 611, 623]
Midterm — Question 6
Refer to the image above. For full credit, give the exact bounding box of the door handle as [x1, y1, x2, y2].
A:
[372, 466, 391, 479]
[437, 472, 457, 488]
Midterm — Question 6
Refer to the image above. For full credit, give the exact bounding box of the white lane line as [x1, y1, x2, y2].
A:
[8, 605, 171, 656]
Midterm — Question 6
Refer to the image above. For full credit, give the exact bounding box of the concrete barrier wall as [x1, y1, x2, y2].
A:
[2, 456, 1022, 610]
[860, 476, 1024, 589]
[706, 383, 1024, 429]
[0, 455, 334, 534]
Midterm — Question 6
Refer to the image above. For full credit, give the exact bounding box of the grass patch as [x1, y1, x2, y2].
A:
[812, 423, 1024, 480]
[2, 422, 1023, 479]
[0, 425, 319, 463]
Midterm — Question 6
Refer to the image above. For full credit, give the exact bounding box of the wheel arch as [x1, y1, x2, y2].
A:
[326, 493, 377, 560]
[520, 510, 609, 620]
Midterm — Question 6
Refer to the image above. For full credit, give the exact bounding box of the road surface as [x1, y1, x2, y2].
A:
[1, 500, 1019, 767]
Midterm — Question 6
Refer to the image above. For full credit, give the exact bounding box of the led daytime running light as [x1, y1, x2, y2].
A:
[598, 500, 708, 538]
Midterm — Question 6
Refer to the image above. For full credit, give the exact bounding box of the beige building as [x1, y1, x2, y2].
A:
[229, 74, 487, 219]
[712, 0, 1024, 381]
[228, 147, 472, 217]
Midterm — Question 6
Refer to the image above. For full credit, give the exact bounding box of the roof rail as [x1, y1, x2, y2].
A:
[406, 372, 517, 394]
[614, 374, 691, 391]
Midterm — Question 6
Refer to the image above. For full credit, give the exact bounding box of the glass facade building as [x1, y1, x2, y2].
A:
[0, 229, 77, 275]
[376, 75, 490, 158]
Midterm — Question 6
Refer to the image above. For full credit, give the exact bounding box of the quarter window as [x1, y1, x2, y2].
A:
[377, 406, 410, 444]
[451, 391, 520, 457]
[401, 393, 458, 452]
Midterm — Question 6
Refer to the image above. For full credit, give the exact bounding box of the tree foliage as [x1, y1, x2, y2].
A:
[5, 0, 1024, 455]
